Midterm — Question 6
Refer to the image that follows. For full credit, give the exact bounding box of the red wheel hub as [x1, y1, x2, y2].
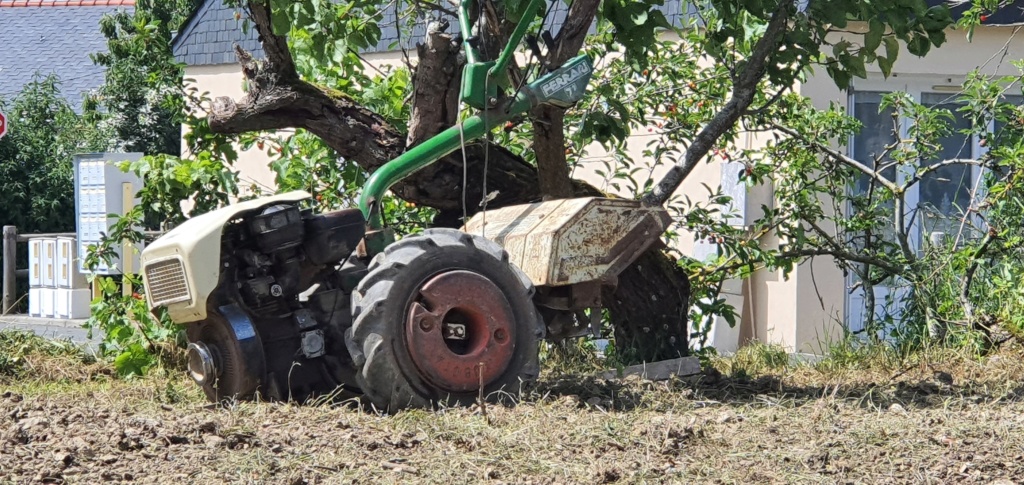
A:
[405, 270, 516, 393]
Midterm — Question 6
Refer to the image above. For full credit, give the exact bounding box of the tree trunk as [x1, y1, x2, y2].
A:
[209, 1, 689, 362]
[532, 104, 575, 199]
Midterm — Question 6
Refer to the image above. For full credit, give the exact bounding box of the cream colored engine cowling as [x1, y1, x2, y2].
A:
[140, 191, 313, 323]
[462, 197, 671, 287]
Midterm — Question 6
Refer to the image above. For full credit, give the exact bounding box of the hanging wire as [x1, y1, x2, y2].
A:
[478, 0, 490, 237]
[459, 0, 552, 235]
[459, 102, 469, 227]
[481, 0, 554, 235]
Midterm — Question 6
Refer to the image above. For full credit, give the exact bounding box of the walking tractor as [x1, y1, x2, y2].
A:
[140, 0, 671, 411]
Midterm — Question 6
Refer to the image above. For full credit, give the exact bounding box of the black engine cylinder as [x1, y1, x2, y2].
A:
[249, 204, 305, 253]
[303, 209, 366, 266]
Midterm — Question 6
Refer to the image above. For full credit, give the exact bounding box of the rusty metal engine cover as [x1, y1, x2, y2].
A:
[462, 198, 672, 287]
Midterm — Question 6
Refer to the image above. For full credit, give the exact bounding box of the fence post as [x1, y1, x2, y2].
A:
[3, 226, 16, 315]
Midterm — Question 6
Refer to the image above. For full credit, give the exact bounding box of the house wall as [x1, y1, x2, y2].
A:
[184, 63, 278, 197]
[179, 24, 1024, 354]
[183, 51, 407, 197]
[784, 24, 1024, 352]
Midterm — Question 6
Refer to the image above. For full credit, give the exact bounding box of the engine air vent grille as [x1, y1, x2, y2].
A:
[145, 257, 191, 306]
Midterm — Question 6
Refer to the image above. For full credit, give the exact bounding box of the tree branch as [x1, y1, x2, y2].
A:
[407, 22, 462, 147]
[771, 122, 900, 193]
[548, 0, 600, 68]
[907, 158, 988, 187]
[960, 229, 997, 322]
[700, 247, 904, 279]
[414, 0, 457, 17]
[209, 2, 404, 168]
[244, 1, 296, 78]
[643, 2, 792, 207]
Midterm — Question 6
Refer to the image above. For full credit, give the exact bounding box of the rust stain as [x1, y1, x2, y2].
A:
[405, 270, 515, 393]
[464, 198, 671, 287]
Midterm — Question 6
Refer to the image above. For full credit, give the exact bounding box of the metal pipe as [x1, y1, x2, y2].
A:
[489, 0, 546, 80]
[358, 94, 532, 229]
[458, 0, 482, 65]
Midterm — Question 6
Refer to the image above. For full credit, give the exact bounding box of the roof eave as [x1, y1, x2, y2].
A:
[171, 0, 212, 57]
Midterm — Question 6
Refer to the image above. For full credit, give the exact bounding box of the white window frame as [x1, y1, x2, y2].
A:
[850, 74, 990, 249]
[844, 74, 992, 332]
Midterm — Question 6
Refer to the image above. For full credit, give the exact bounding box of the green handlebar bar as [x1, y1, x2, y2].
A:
[488, 0, 545, 80]
[357, 0, 593, 230]
[458, 0, 545, 80]
[458, 0, 482, 65]
[358, 94, 532, 229]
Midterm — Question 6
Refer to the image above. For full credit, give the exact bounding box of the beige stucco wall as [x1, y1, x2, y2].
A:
[182, 51, 408, 198]
[180, 24, 1024, 354]
[784, 24, 1024, 353]
[184, 64, 278, 198]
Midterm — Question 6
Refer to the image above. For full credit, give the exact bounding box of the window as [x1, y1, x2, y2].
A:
[848, 82, 1015, 246]
[918, 92, 975, 237]
[851, 91, 897, 191]
[846, 80, 1022, 331]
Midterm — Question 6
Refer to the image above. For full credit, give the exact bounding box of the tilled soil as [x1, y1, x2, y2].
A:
[3, 347, 1024, 483]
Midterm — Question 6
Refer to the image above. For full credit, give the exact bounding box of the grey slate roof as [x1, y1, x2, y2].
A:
[937, 0, 1024, 25]
[0, 3, 133, 111]
[172, 0, 263, 66]
[173, 0, 700, 67]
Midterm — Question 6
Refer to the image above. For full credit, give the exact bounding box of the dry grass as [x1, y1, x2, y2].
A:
[3, 331, 1024, 483]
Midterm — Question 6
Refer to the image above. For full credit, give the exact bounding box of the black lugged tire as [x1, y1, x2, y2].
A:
[345, 228, 544, 412]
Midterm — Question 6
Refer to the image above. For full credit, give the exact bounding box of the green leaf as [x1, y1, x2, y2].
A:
[271, 7, 292, 36]
[865, 18, 884, 52]
[878, 54, 894, 78]
[832, 39, 852, 58]
[883, 36, 899, 63]
[845, 54, 867, 79]
[907, 34, 930, 56]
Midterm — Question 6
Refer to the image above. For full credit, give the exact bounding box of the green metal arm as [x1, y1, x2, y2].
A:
[358, 1, 594, 231]
[486, 0, 546, 80]
[459, 0, 545, 109]
[458, 0, 483, 65]
[358, 95, 531, 229]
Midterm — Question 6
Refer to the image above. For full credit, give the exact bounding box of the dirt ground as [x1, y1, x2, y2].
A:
[3, 336, 1024, 484]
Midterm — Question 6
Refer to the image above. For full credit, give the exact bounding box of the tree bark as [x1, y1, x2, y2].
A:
[531, 105, 574, 199]
[529, 0, 600, 201]
[406, 25, 461, 148]
[209, 1, 689, 362]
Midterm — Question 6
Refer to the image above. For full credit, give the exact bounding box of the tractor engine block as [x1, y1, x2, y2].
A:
[191, 203, 368, 401]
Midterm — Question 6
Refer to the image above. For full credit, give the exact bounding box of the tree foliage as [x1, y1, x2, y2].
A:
[0, 76, 110, 233]
[0, 77, 110, 313]
[87, 0, 200, 156]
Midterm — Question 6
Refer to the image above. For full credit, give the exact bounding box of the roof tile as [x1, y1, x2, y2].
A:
[0, 2, 133, 110]
[0, 1, 135, 7]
